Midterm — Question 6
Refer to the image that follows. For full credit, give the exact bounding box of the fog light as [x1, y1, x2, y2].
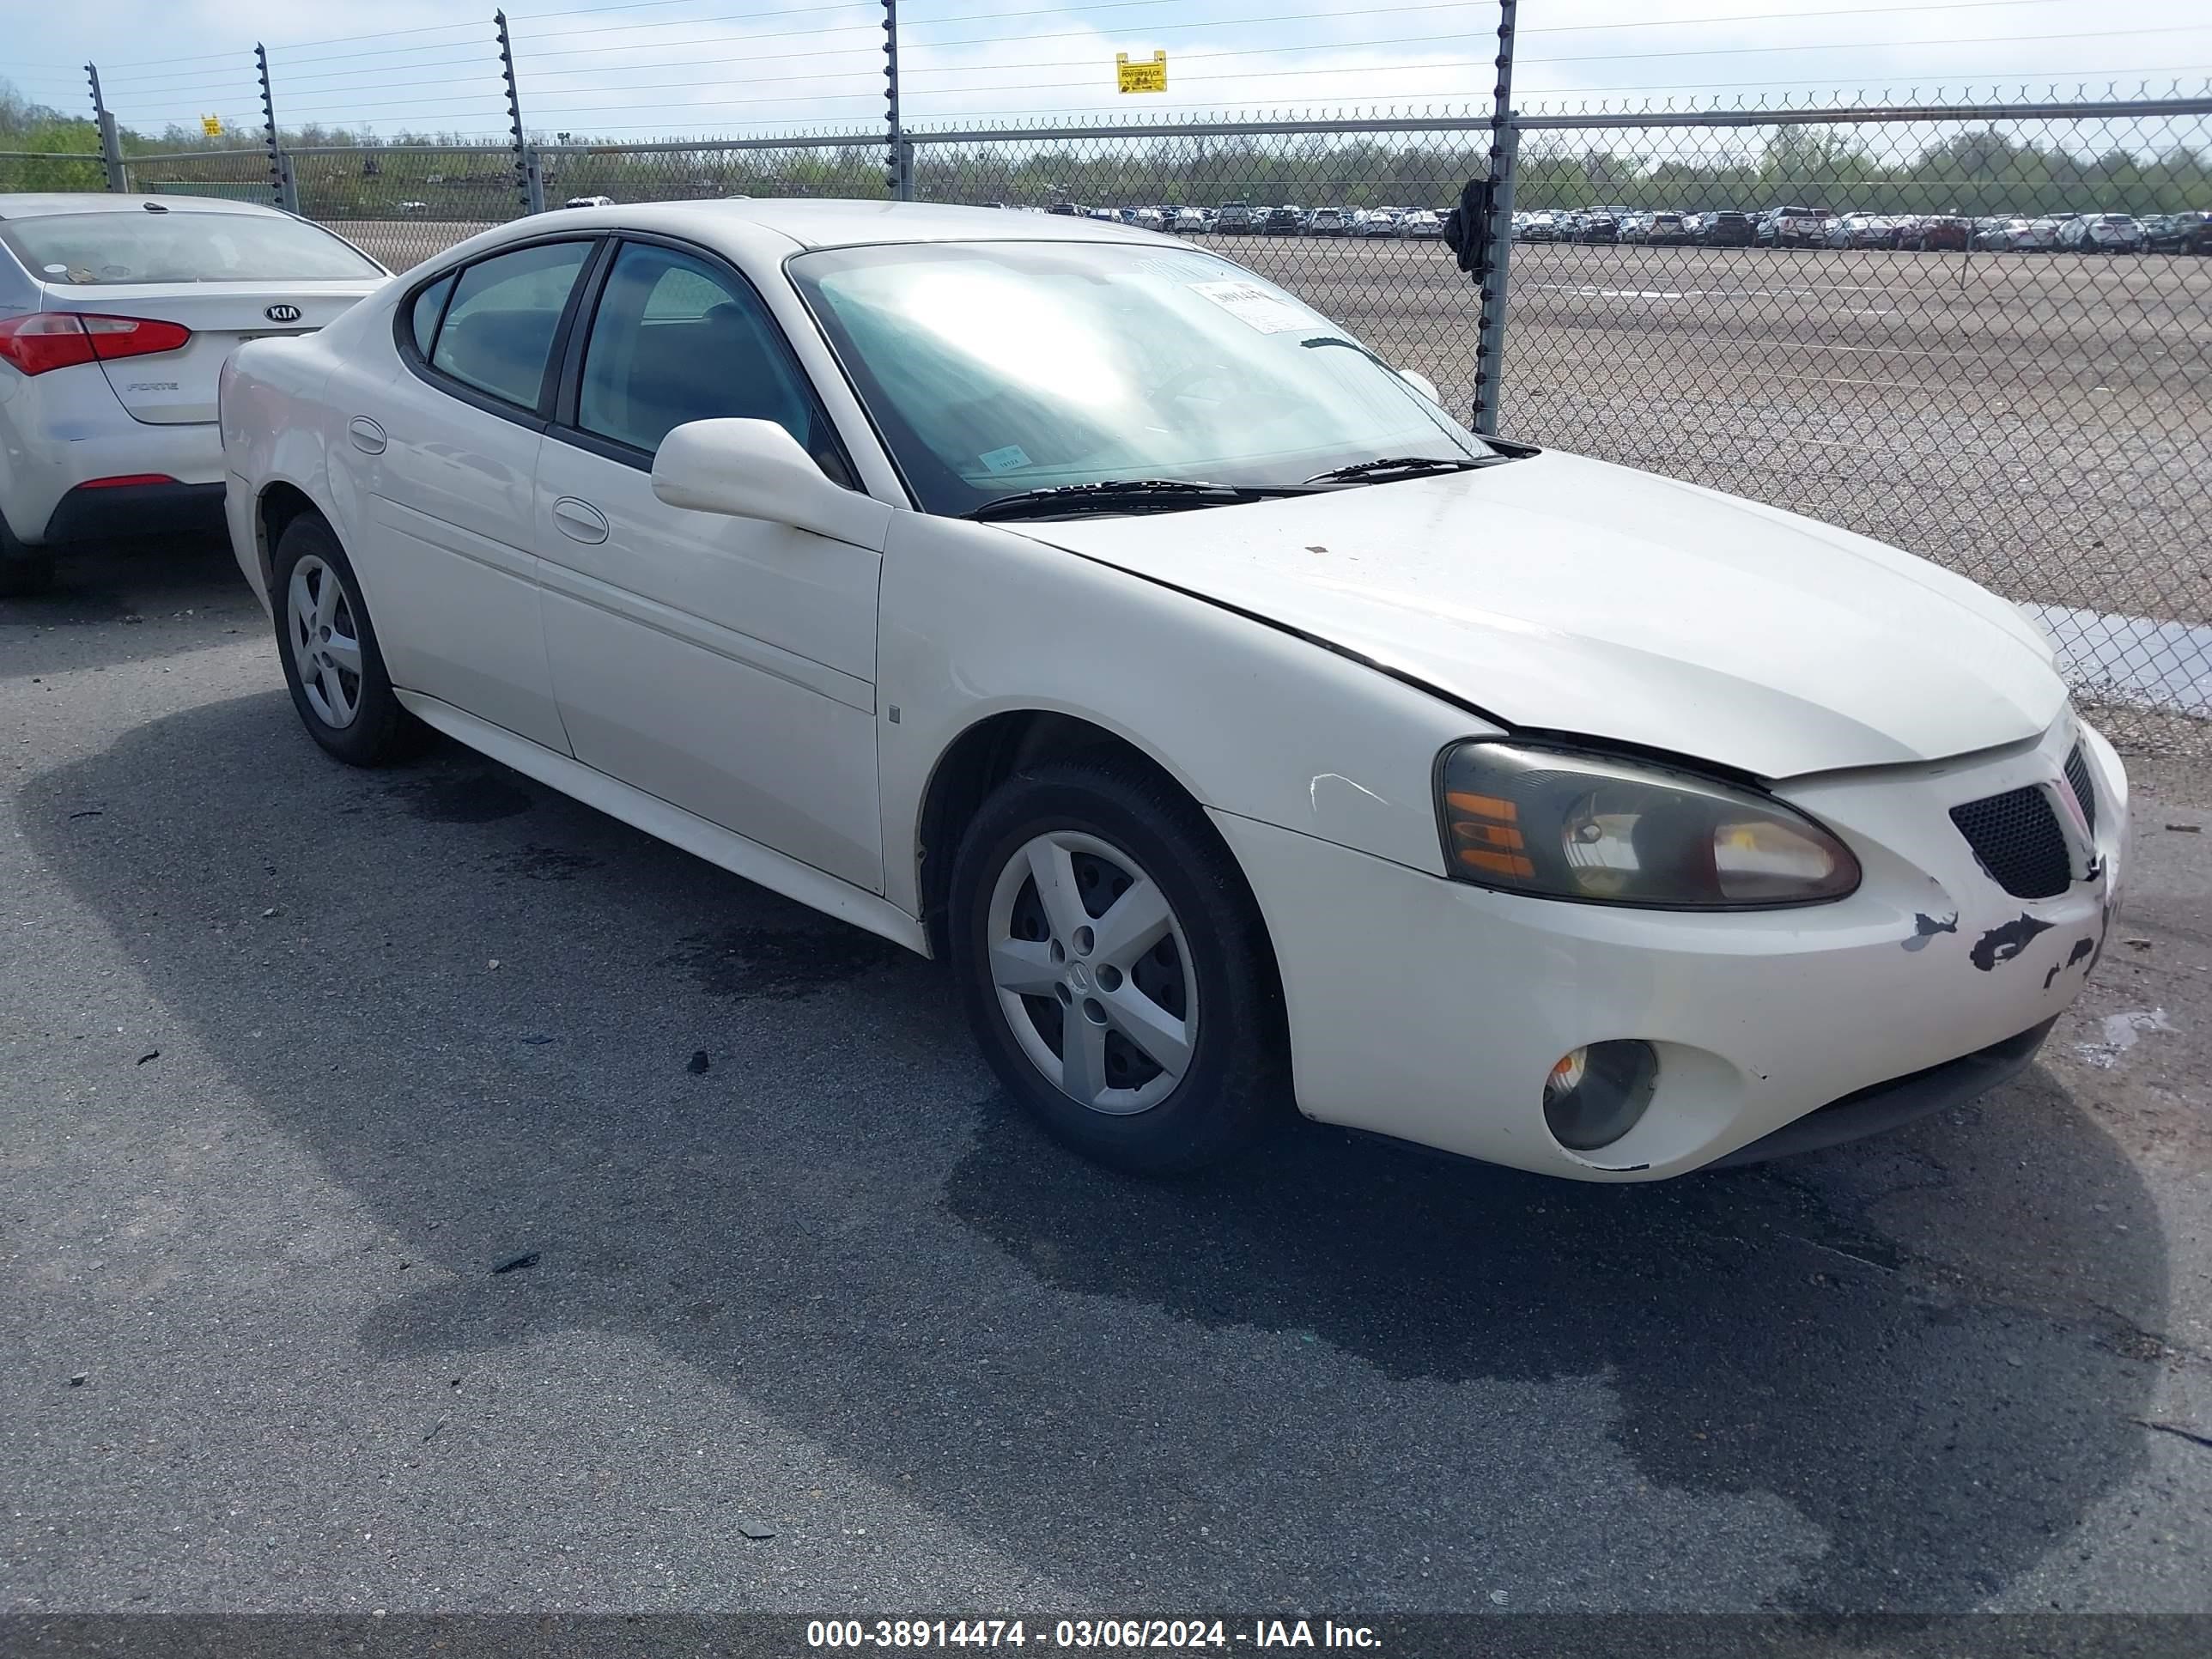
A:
[1542, 1040, 1660, 1152]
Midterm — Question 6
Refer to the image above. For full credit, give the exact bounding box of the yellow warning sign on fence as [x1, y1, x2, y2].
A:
[201, 114, 223, 136]
[1116, 52, 1167, 94]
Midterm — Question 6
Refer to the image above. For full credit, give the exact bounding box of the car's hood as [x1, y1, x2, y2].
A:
[1013, 451, 2063, 778]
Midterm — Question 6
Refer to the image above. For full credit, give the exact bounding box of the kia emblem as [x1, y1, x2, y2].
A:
[264, 303, 302, 323]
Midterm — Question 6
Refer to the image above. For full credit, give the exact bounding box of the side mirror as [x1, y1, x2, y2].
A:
[1396, 368, 1442, 405]
[651, 418, 890, 548]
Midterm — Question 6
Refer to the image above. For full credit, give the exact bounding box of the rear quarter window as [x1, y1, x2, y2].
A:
[410, 271, 457, 357]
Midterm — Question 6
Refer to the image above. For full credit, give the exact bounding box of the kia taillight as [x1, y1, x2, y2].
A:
[0, 312, 191, 376]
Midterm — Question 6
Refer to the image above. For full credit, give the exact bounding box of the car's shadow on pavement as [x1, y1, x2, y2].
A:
[23, 690, 2168, 1611]
[0, 536, 258, 681]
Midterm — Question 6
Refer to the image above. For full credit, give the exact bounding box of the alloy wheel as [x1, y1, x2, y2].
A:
[285, 553, 364, 729]
[986, 829, 1198, 1115]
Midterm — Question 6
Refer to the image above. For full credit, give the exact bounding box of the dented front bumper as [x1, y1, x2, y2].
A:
[1209, 713, 2126, 1181]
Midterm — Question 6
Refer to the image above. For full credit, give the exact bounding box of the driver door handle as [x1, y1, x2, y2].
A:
[552, 496, 611, 544]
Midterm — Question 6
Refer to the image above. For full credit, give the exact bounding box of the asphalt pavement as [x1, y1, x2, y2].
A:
[4, 537, 2210, 1616]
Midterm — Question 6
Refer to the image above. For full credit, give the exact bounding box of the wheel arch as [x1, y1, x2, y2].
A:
[255, 479, 328, 597]
[913, 709, 1275, 981]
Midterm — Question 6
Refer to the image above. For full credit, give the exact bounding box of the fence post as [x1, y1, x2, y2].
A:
[255, 45, 288, 211]
[883, 0, 912, 200]
[85, 64, 126, 191]
[1473, 117, 1518, 436]
[495, 11, 542, 214]
[1471, 0, 1518, 434]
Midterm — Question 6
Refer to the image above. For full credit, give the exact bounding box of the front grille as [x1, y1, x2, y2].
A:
[1951, 786, 2072, 900]
[2063, 743, 2099, 837]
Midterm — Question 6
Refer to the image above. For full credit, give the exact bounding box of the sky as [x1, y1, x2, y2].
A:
[9, 0, 2212, 141]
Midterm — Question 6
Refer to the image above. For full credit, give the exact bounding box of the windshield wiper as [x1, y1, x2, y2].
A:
[1303, 454, 1507, 485]
[967, 478, 1308, 523]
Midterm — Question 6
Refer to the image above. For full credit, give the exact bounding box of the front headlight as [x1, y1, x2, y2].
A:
[1436, 741, 1861, 908]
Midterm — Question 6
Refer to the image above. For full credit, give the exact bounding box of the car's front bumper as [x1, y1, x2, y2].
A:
[1211, 715, 2127, 1181]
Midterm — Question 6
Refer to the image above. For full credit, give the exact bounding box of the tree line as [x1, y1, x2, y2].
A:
[6, 82, 2208, 220]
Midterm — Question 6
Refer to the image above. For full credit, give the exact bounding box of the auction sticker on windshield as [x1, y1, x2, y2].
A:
[1188, 277, 1315, 334]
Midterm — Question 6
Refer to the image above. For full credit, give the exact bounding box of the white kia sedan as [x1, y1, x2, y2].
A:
[0, 193, 386, 594]
[219, 200, 2127, 1180]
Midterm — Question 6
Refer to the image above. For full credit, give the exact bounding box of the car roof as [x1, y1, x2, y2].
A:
[542, 197, 1166, 251]
[0, 192, 290, 221]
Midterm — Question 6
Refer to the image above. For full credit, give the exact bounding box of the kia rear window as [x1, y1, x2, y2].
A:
[2, 211, 383, 285]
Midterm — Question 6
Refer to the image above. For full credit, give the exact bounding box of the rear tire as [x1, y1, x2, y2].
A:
[949, 757, 1287, 1175]
[0, 517, 54, 598]
[271, 513, 428, 767]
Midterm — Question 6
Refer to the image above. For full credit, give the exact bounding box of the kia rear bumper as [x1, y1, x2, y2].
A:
[42, 478, 227, 545]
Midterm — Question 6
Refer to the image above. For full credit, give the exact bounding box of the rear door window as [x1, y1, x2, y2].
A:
[427, 240, 592, 411]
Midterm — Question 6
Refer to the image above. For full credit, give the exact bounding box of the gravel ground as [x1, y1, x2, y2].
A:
[3, 539, 2211, 1617]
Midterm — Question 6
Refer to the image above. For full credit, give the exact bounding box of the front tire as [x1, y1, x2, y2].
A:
[949, 757, 1286, 1175]
[272, 513, 426, 767]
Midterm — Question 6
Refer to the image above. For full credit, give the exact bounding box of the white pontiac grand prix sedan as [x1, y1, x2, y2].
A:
[219, 199, 2127, 1180]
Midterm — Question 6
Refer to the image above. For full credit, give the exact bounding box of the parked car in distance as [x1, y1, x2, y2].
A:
[1516, 210, 1564, 241]
[1905, 214, 1971, 251]
[1355, 208, 1402, 239]
[398, 199, 428, 216]
[2142, 210, 2212, 253]
[0, 192, 387, 595]
[1699, 210, 1754, 246]
[1215, 201, 1255, 234]
[1825, 213, 1897, 250]
[1615, 213, 1652, 244]
[1171, 206, 1207, 234]
[1641, 211, 1693, 246]
[1758, 205, 1830, 247]
[563, 195, 617, 209]
[218, 197, 2127, 1183]
[1132, 207, 1166, 231]
[2060, 212, 2143, 252]
[1395, 209, 1443, 240]
[1262, 204, 1304, 235]
[1306, 206, 1348, 236]
[1575, 209, 1623, 244]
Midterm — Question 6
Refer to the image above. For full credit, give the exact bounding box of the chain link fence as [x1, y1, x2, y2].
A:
[118, 147, 275, 204]
[0, 150, 107, 191]
[33, 84, 2212, 743]
[276, 136, 891, 271]
[1499, 98, 2212, 737]
[291, 145, 524, 271]
[893, 98, 2212, 740]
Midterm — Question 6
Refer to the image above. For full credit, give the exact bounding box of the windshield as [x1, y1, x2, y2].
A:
[788, 240, 1485, 516]
[3, 210, 383, 285]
